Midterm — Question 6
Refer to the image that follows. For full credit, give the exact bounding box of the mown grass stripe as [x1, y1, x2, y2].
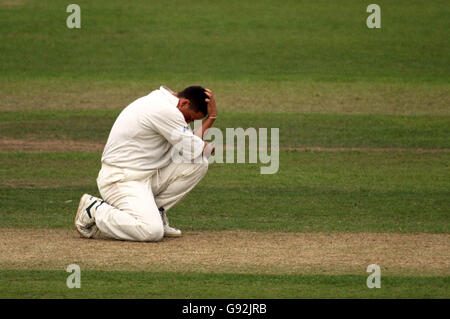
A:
[1, 111, 449, 149]
[0, 270, 448, 298]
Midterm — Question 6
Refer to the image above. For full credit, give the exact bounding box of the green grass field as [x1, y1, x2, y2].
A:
[0, 0, 449, 299]
[1, 270, 448, 299]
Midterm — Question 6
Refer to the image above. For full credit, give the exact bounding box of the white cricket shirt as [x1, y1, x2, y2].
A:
[101, 86, 205, 170]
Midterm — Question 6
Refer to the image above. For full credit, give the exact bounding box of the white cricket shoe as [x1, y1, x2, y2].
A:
[160, 209, 182, 237]
[75, 194, 102, 238]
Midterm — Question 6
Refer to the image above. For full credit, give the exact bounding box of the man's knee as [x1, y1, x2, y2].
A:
[135, 223, 164, 242]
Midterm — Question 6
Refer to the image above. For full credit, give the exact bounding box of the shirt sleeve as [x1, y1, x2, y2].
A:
[145, 107, 205, 162]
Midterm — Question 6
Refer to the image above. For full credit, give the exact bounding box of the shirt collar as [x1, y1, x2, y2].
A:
[159, 86, 179, 106]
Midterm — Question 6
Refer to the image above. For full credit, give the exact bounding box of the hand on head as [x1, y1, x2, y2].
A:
[204, 88, 217, 118]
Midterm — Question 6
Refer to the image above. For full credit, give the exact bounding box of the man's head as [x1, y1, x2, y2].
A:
[175, 86, 208, 123]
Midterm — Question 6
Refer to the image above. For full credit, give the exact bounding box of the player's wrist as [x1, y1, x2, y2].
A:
[208, 114, 217, 119]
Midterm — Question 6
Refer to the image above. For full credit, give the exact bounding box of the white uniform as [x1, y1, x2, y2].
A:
[94, 87, 209, 241]
[102, 86, 205, 170]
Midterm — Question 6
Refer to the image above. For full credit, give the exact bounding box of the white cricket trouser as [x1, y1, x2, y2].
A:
[95, 159, 208, 242]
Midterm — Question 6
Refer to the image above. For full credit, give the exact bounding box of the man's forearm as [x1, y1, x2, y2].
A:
[194, 116, 216, 140]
